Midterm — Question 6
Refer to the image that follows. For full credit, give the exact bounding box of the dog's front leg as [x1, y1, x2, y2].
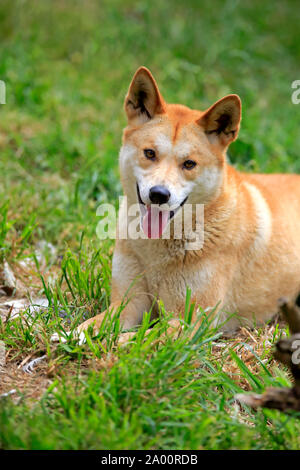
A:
[76, 297, 149, 337]
[117, 283, 228, 347]
[76, 242, 152, 340]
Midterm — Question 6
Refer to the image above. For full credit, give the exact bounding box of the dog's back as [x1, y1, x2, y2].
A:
[216, 170, 300, 330]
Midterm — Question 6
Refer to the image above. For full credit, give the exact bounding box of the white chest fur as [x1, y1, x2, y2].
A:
[129, 238, 215, 311]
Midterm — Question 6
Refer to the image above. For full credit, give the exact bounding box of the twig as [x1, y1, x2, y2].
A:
[22, 355, 47, 374]
[0, 389, 16, 399]
[278, 297, 300, 334]
[236, 297, 300, 413]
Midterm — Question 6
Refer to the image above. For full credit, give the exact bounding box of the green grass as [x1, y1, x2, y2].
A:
[1, 0, 300, 450]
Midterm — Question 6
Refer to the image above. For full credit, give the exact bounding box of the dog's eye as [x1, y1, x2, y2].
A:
[144, 149, 156, 160]
[183, 160, 196, 170]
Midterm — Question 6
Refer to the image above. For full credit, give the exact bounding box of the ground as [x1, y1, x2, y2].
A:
[0, 0, 300, 450]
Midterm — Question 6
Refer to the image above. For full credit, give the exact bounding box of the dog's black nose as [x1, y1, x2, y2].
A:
[149, 185, 171, 205]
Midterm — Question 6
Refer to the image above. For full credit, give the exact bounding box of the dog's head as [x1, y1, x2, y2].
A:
[120, 67, 241, 238]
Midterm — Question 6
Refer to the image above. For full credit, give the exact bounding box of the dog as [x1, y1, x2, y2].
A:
[77, 66, 300, 342]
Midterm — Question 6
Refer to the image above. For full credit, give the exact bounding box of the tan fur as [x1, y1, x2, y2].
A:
[78, 67, 300, 339]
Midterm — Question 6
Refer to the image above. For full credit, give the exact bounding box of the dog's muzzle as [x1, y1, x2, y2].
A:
[137, 183, 188, 239]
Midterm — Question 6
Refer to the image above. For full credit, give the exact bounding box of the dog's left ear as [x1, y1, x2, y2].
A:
[197, 95, 241, 150]
[124, 67, 165, 124]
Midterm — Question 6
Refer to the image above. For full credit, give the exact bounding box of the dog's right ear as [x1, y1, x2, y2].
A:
[124, 67, 165, 124]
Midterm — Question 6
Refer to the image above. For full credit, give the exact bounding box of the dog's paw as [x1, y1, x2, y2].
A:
[117, 331, 137, 346]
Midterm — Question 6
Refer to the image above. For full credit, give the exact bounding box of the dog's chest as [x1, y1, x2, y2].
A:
[130, 238, 213, 311]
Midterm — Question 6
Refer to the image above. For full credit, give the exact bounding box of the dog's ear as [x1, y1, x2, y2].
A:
[197, 95, 241, 150]
[124, 67, 165, 124]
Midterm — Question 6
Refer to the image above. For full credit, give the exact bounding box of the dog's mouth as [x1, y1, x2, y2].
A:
[136, 184, 188, 239]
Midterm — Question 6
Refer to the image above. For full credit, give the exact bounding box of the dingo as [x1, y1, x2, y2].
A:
[78, 66, 300, 340]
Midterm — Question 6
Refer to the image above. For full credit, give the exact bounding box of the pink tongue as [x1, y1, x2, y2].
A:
[142, 206, 169, 239]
